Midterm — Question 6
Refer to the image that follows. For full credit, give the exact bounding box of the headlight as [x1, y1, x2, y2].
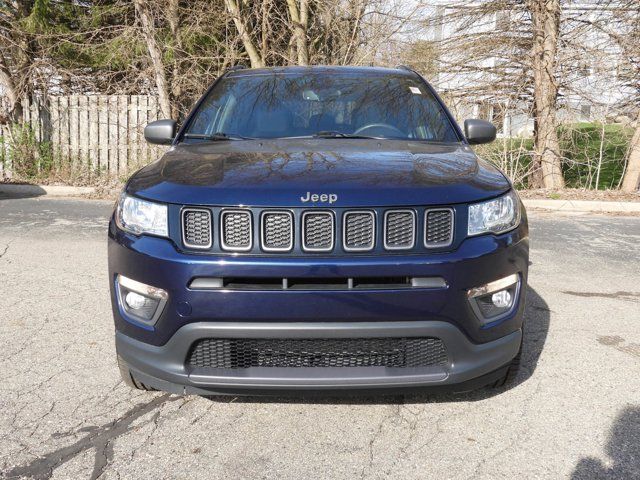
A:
[468, 190, 520, 236]
[116, 193, 168, 237]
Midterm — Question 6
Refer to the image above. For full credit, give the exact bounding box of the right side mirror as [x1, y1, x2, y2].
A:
[144, 119, 177, 145]
[464, 119, 496, 145]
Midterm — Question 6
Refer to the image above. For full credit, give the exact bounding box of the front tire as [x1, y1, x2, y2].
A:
[492, 344, 522, 388]
[117, 355, 155, 391]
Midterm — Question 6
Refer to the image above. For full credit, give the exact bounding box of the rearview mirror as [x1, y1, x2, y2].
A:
[144, 119, 176, 145]
[464, 119, 496, 145]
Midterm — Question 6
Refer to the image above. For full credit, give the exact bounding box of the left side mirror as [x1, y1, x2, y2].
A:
[144, 119, 177, 145]
[464, 119, 496, 145]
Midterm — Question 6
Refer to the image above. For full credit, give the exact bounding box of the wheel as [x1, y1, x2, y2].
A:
[117, 355, 155, 391]
[491, 343, 522, 388]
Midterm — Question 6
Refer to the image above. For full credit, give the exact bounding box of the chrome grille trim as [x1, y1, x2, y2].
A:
[181, 208, 212, 249]
[302, 211, 335, 252]
[424, 208, 454, 248]
[260, 210, 294, 252]
[383, 210, 416, 250]
[220, 209, 253, 252]
[343, 210, 376, 252]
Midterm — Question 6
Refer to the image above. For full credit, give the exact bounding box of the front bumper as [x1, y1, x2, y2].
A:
[109, 218, 528, 394]
[117, 321, 522, 395]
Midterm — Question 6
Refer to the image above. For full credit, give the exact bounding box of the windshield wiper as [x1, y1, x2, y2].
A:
[183, 132, 252, 141]
[312, 131, 380, 139]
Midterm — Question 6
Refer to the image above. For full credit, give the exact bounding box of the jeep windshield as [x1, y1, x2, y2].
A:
[182, 71, 460, 142]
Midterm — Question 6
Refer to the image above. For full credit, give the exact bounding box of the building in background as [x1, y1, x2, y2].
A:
[423, 2, 632, 137]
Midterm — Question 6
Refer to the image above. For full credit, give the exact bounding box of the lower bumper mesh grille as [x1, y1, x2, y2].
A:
[187, 337, 448, 369]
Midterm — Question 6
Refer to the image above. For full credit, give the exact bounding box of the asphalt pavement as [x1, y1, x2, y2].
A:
[0, 194, 639, 479]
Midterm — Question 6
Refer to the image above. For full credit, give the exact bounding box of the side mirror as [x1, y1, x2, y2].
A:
[144, 119, 176, 145]
[464, 119, 496, 145]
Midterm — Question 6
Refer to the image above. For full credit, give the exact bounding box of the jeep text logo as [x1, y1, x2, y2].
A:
[300, 191, 338, 204]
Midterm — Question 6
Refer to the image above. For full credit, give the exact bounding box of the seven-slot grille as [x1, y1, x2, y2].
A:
[425, 209, 454, 247]
[302, 212, 334, 251]
[187, 337, 448, 369]
[182, 209, 212, 249]
[181, 207, 455, 253]
[221, 210, 252, 251]
[384, 210, 416, 250]
[343, 211, 375, 251]
[261, 211, 294, 251]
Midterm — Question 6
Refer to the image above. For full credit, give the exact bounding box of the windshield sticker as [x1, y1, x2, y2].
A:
[409, 86, 422, 94]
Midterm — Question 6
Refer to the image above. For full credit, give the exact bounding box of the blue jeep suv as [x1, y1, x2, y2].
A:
[109, 66, 529, 395]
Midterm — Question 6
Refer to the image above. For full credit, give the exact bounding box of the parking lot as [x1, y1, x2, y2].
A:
[1, 194, 639, 479]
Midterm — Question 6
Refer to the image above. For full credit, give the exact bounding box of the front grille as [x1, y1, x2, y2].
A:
[344, 211, 375, 251]
[187, 337, 448, 369]
[182, 209, 212, 249]
[302, 212, 334, 251]
[425, 209, 454, 247]
[384, 210, 416, 250]
[261, 211, 293, 251]
[180, 206, 456, 254]
[221, 210, 252, 251]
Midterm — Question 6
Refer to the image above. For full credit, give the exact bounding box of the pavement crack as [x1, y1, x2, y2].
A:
[562, 290, 640, 303]
[598, 335, 640, 360]
[359, 402, 402, 479]
[4, 393, 179, 480]
[0, 242, 10, 260]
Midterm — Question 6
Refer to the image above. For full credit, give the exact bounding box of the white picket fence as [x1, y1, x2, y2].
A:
[0, 95, 168, 179]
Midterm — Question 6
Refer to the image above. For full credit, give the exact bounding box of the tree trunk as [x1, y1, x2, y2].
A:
[529, 0, 565, 189]
[134, 0, 172, 119]
[287, 0, 309, 65]
[167, 0, 183, 119]
[224, 0, 265, 68]
[621, 113, 640, 192]
[0, 50, 23, 123]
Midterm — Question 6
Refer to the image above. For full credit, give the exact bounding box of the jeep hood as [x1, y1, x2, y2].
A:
[127, 139, 510, 207]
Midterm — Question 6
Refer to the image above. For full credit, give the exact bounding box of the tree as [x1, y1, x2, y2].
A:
[0, 0, 36, 122]
[134, 0, 172, 118]
[600, 0, 640, 192]
[528, 0, 564, 188]
[621, 115, 640, 191]
[223, 0, 264, 68]
[286, 0, 309, 66]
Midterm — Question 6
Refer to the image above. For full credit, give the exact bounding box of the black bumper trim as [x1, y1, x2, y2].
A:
[116, 321, 521, 394]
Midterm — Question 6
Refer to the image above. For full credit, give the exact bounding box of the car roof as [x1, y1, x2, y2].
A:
[224, 65, 417, 78]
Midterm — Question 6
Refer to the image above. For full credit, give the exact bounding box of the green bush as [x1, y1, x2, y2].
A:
[2, 123, 100, 185]
[476, 123, 633, 189]
[559, 123, 632, 189]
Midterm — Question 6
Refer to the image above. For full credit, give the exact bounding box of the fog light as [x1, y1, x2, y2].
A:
[125, 291, 147, 310]
[116, 275, 168, 325]
[468, 274, 520, 324]
[491, 290, 512, 308]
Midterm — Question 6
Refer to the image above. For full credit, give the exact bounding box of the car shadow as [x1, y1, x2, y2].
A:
[203, 286, 550, 405]
[570, 406, 640, 479]
[0, 183, 47, 200]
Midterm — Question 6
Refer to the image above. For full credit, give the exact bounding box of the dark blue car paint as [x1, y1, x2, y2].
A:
[126, 140, 510, 207]
[108, 208, 528, 347]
